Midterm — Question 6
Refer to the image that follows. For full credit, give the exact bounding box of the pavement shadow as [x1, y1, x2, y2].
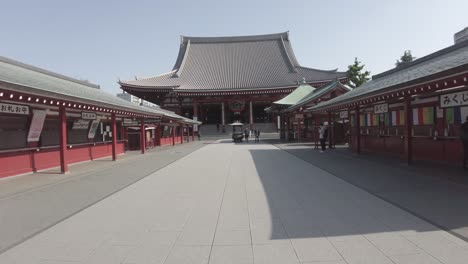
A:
[247, 147, 452, 241]
[252, 143, 468, 242]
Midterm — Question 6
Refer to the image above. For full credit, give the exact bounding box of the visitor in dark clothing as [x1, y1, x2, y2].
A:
[319, 123, 329, 152]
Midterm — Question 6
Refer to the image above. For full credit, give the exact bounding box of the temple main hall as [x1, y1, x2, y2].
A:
[119, 32, 347, 129]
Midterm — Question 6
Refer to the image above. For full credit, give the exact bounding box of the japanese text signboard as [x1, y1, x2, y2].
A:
[339, 111, 348, 119]
[81, 112, 96, 120]
[374, 103, 388, 114]
[439, 91, 468, 108]
[0, 102, 29, 115]
[72, 119, 90, 130]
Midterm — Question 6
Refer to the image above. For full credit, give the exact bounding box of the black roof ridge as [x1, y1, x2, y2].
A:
[180, 32, 289, 44]
[373, 39, 468, 80]
[0, 56, 100, 89]
[279, 36, 297, 73]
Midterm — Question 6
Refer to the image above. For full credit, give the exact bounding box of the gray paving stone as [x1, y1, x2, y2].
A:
[1, 141, 468, 264]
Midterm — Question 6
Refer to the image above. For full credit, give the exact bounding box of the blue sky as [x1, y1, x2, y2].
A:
[1, 0, 467, 94]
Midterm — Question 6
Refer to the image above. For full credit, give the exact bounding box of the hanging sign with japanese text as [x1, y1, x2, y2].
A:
[81, 112, 96, 120]
[339, 111, 348, 119]
[439, 91, 468, 108]
[374, 103, 388, 114]
[27, 110, 47, 142]
[0, 102, 29, 115]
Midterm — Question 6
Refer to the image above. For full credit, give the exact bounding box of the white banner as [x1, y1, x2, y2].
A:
[439, 91, 468, 108]
[374, 103, 388, 114]
[87, 120, 100, 139]
[193, 116, 198, 132]
[27, 110, 47, 142]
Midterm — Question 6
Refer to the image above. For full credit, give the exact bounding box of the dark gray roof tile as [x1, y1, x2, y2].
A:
[120, 32, 347, 91]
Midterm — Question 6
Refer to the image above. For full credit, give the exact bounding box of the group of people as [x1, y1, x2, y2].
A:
[244, 128, 261, 143]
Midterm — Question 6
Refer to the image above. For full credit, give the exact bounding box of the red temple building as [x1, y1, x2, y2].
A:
[119, 32, 348, 131]
[307, 33, 468, 165]
[0, 56, 199, 178]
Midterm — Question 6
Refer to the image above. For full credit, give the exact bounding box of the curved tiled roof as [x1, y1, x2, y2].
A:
[120, 32, 346, 91]
[274, 83, 316, 105]
[308, 40, 468, 112]
[0, 56, 200, 124]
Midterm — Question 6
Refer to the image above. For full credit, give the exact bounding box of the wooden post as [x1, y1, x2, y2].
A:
[328, 111, 332, 148]
[404, 97, 413, 164]
[59, 106, 68, 173]
[192, 126, 195, 141]
[172, 125, 175, 146]
[355, 106, 361, 154]
[111, 113, 117, 161]
[180, 124, 184, 144]
[221, 102, 226, 132]
[140, 118, 145, 154]
[249, 101, 253, 129]
[155, 124, 161, 146]
[297, 114, 302, 142]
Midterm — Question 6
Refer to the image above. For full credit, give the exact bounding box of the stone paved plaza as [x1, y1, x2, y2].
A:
[1, 141, 468, 264]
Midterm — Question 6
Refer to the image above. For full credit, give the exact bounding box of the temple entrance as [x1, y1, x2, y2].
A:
[253, 102, 273, 123]
[201, 104, 221, 124]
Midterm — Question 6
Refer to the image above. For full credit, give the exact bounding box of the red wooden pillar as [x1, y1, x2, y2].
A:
[327, 111, 333, 148]
[355, 106, 361, 154]
[180, 124, 184, 144]
[111, 113, 117, 161]
[59, 106, 68, 173]
[155, 124, 161, 146]
[140, 118, 145, 154]
[297, 116, 302, 142]
[120, 122, 126, 150]
[192, 126, 195, 141]
[172, 125, 175, 146]
[404, 97, 413, 164]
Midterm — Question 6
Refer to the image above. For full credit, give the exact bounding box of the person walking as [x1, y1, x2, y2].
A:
[255, 129, 260, 143]
[319, 122, 328, 152]
[244, 128, 249, 142]
[461, 116, 468, 169]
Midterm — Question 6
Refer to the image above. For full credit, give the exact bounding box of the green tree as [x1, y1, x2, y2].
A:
[395, 50, 415, 67]
[347, 57, 371, 89]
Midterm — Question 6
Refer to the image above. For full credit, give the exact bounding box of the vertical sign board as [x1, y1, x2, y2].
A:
[374, 103, 388, 114]
[88, 120, 100, 139]
[27, 110, 47, 142]
[193, 116, 198, 132]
